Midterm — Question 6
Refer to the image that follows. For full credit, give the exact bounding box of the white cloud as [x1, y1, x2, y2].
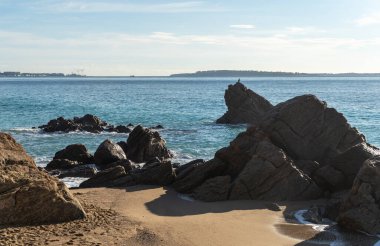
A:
[354, 12, 380, 26]
[35, 1, 225, 13]
[230, 24, 255, 29]
[1, 31, 380, 75]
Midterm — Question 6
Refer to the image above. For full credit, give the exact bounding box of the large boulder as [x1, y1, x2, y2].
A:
[79, 158, 176, 188]
[52, 144, 94, 164]
[94, 139, 127, 166]
[124, 125, 172, 163]
[216, 81, 273, 124]
[45, 159, 79, 171]
[338, 157, 380, 235]
[174, 83, 379, 203]
[259, 95, 366, 164]
[79, 166, 127, 188]
[0, 132, 86, 225]
[128, 158, 175, 186]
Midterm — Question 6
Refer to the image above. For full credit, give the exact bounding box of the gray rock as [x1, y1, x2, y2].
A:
[53, 144, 94, 164]
[216, 81, 273, 124]
[259, 95, 366, 164]
[128, 159, 175, 186]
[45, 159, 79, 171]
[79, 166, 127, 188]
[338, 157, 380, 235]
[94, 139, 127, 166]
[58, 165, 97, 178]
[126, 125, 172, 163]
[193, 176, 231, 202]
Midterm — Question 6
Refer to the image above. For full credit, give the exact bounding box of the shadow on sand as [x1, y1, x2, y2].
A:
[123, 185, 379, 245]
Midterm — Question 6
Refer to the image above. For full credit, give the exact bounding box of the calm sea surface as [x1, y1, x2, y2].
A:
[1, 77, 379, 183]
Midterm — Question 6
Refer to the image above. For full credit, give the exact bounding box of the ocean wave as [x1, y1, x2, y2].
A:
[60, 177, 88, 188]
[9, 127, 130, 137]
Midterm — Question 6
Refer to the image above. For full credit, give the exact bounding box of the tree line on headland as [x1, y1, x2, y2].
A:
[0, 71, 84, 77]
[170, 70, 380, 77]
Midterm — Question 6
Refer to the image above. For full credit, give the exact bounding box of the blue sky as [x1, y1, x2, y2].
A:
[1, 0, 380, 75]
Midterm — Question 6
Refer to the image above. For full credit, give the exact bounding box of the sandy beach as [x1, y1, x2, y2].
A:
[0, 185, 328, 246]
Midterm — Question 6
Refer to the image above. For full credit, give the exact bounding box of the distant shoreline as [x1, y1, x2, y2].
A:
[170, 70, 380, 77]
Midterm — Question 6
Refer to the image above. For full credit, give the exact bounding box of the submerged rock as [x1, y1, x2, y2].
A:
[38, 114, 131, 134]
[216, 81, 273, 124]
[124, 125, 172, 163]
[0, 132, 86, 225]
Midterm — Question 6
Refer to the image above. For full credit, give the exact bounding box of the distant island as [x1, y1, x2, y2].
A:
[170, 70, 380, 77]
[0, 71, 85, 77]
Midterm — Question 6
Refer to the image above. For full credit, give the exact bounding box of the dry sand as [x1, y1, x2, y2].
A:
[1, 185, 374, 246]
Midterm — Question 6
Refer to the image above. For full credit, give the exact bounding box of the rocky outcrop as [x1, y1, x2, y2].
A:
[38, 114, 132, 133]
[0, 132, 86, 225]
[94, 139, 127, 166]
[45, 144, 95, 171]
[52, 144, 94, 164]
[122, 125, 172, 163]
[338, 157, 380, 235]
[216, 81, 273, 124]
[79, 158, 175, 188]
[79, 166, 127, 188]
[174, 82, 379, 203]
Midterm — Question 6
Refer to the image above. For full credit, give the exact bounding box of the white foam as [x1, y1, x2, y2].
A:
[60, 177, 89, 188]
[294, 209, 345, 246]
[177, 193, 194, 202]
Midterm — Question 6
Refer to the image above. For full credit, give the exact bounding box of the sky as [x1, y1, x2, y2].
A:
[1, 0, 380, 76]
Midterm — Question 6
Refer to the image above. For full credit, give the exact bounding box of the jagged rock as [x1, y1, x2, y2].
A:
[52, 144, 94, 164]
[338, 157, 380, 235]
[94, 139, 127, 166]
[128, 158, 175, 186]
[259, 95, 366, 164]
[125, 125, 172, 163]
[38, 114, 131, 134]
[172, 158, 227, 194]
[101, 159, 133, 172]
[175, 159, 205, 176]
[58, 165, 97, 178]
[0, 132, 86, 225]
[226, 129, 322, 200]
[79, 166, 127, 188]
[45, 159, 79, 171]
[216, 81, 273, 124]
[79, 159, 175, 188]
[193, 176, 231, 202]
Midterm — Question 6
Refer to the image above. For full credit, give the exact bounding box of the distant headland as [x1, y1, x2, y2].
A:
[170, 70, 380, 77]
[0, 71, 85, 77]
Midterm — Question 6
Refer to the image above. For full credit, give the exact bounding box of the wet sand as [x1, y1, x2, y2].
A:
[0, 185, 377, 246]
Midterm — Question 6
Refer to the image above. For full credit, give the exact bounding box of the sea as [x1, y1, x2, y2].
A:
[0, 77, 379, 187]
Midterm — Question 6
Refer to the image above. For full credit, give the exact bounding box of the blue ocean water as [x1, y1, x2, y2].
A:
[0, 77, 379, 171]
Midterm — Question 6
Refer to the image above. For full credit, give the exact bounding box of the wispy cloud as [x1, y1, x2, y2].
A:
[230, 24, 255, 29]
[354, 12, 380, 26]
[34, 0, 225, 13]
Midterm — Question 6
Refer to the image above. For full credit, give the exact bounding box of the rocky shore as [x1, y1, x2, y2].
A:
[1, 80, 380, 245]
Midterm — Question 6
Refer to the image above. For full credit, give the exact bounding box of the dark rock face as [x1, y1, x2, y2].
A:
[216, 82, 273, 124]
[45, 159, 79, 171]
[53, 144, 94, 164]
[124, 125, 172, 163]
[79, 166, 127, 188]
[259, 95, 366, 164]
[94, 139, 127, 166]
[58, 165, 97, 178]
[80, 159, 175, 188]
[174, 82, 379, 203]
[38, 114, 132, 134]
[193, 176, 231, 202]
[0, 132, 86, 226]
[128, 159, 175, 186]
[338, 157, 380, 235]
